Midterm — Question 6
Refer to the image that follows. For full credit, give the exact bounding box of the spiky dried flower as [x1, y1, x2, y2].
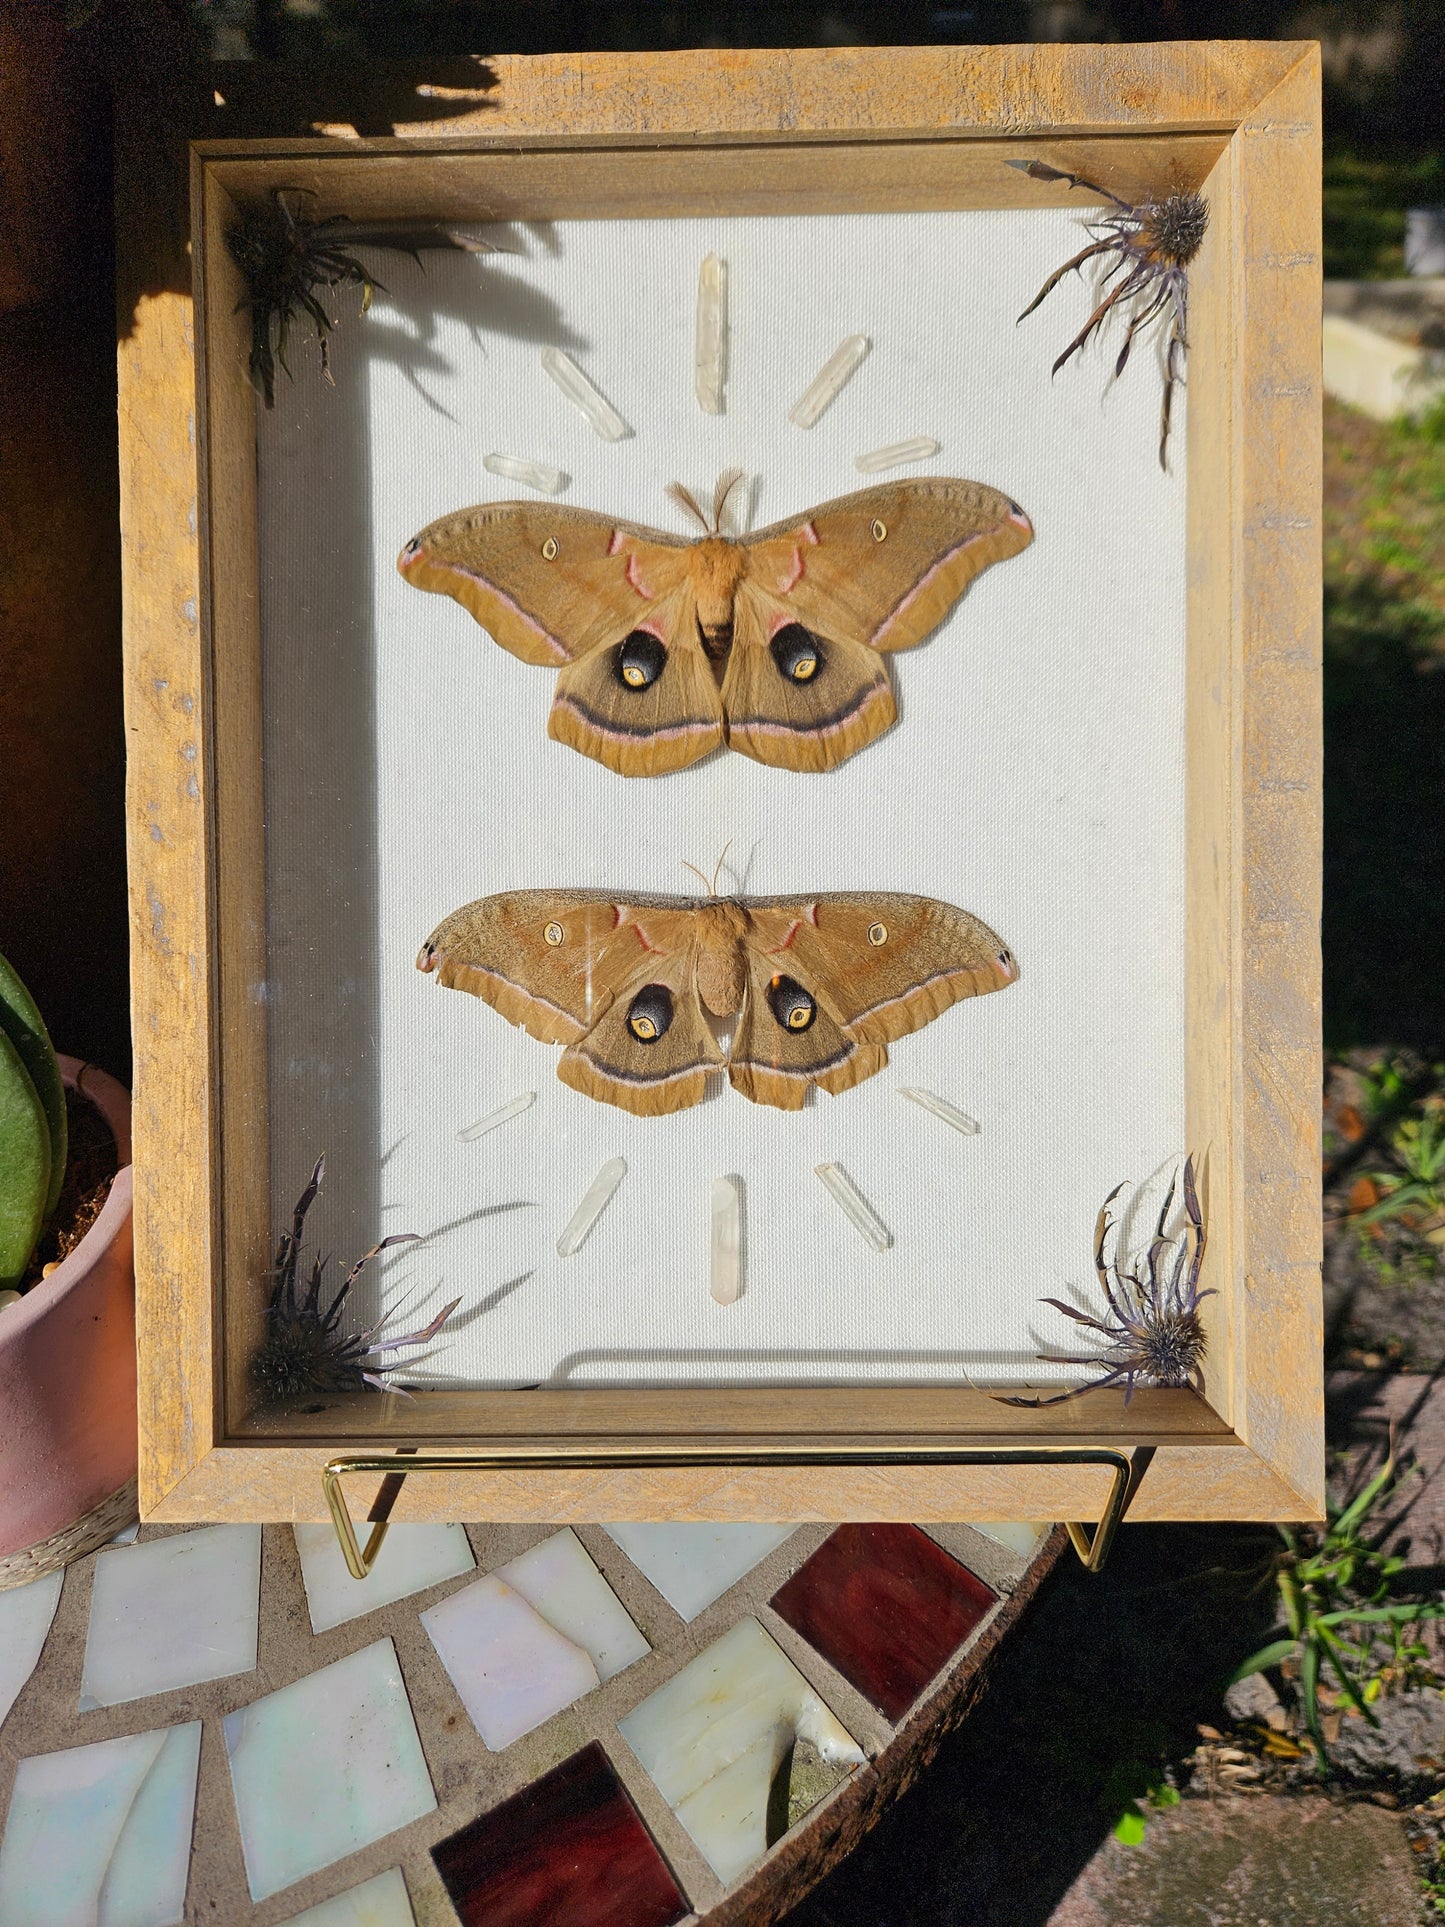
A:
[226, 189, 494, 408]
[997, 1155, 1211, 1408]
[1012, 159, 1209, 470]
[249, 1155, 459, 1406]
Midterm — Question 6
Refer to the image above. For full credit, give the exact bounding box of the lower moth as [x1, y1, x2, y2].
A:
[398, 474, 1032, 778]
[418, 887, 1018, 1116]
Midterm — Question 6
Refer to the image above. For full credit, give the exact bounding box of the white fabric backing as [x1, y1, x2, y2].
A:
[255, 207, 1186, 1388]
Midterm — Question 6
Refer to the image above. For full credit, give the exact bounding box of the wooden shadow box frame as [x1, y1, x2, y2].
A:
[118, 40, 1323, 1532]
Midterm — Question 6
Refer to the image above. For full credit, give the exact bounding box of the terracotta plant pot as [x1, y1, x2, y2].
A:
[0, 1055, 136, 1586]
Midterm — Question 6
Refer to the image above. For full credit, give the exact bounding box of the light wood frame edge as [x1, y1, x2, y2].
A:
[118, 42, 1322, 1525]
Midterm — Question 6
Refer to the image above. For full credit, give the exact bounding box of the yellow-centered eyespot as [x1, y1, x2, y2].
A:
[541, 536, 559, 561]
[787, 1006, 811, 1030]
[871, 518, 887, 542]
[629, 1014, 658, 1040]
[544, 921, 565, 946]
[867, 921, 888, 945]
[623, 664, 648, 687]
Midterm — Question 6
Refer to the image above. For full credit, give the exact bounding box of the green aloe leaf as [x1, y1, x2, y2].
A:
[0, 1028, 50, 1288]
[0, 952, 65, 1220]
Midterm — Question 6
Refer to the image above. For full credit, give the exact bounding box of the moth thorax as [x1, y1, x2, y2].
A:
[689, 537, 746, 638]
[695, 912, 747, 1016]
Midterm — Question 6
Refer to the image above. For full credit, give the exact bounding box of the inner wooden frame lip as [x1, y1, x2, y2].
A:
[128, 43, 1321, 1522]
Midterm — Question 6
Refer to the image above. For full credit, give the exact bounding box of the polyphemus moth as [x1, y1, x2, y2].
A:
[417, 887, 1018, 1117]
[397, 473, 1032, 778]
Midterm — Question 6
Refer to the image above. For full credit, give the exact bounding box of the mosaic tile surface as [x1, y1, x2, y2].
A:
[0, 1570, 63, 1729]
[0, 1721, 200, 1927]
[603, 1523, 797, 1621]
[0, 1515, 1052, 1922]
[422, 1531, 646, 1750]
[223, 1637, 436, 1901]
[80, 1523, 261, 1709]
[620, 1615, 865, 1884]
[280, 1865, 416, 1926]
[294, 1521, 475, 1633]
[770, 1523, 999, 1721]
[431, 1740, 686, 1927]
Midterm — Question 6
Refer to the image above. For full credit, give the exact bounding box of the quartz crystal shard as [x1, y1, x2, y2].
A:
[558, 1157, 626, 1257]
[694, 253, 728, 414]
[899, 1087, 980, 1134]
[855, 436, 941, 473]
[789, 335, 870, 428]
[710, 1175, 743, 1304]
[482, 453, 568, 494]
[814, 1162, 892, 1251]
[540, 347, 632, 441]
[457, 1092, 535, 1142]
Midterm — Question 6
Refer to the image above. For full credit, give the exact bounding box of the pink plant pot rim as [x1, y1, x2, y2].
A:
[0, 1055, 136, 1558]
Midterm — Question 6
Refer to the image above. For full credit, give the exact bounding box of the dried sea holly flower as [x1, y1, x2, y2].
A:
[227, 188, 493, 407]
[1012, 159, 1209, 469]
[250, 1155, 459, 1405]
[997, 1155, 1211, 1408]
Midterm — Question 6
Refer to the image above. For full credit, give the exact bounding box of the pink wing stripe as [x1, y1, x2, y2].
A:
[430, 559, 570, 664]
[870, 531, 992, 646]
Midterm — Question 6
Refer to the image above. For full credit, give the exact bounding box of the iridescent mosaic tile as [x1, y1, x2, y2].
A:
[80, 1524, 261, 1710]
[223, 1637, 435, 1902]
[279, 1865, 416, 1926]
[770, 1523, 997, 1721]
[431, 1741, 685, 1927]
[602, 1523, 796, 1621]
[293, 1521, 475, 1633]
[964, 1520, 1049, 1560]
[0, 1569, 63, 1729]
[0, 1720, 200, 1927]
[620, 1615, 864, 1884]
[421, 1529, 647, 1751]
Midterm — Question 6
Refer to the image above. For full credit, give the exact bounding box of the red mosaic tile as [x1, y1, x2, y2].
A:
[769, 1523, 997, 1722]
[431, 1741, 687, 1927]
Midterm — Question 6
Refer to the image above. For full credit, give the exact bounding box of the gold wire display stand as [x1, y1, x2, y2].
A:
[323, 1443, 1141, 1580]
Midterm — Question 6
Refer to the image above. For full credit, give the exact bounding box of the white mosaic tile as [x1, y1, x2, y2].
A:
[0, 1721, 200, 1927]
[964, 1521, 1049, 1560]
[619, 1615, 864, 1884]
[79, 1524, 261, 1710]
[422, 1575, 600, 1751]
[0, 1568, 63, 1730]
[497, 1529, 650, 1681]
[223, 1638, 435, 1902]
[293, 1521, 475, 1633]
[603, 1523, 797, 1621]
[279, 1866, 416, 1927]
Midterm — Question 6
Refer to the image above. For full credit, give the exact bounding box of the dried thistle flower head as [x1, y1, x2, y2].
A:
[1011, 159, 1210, 470]
[227, 189, 495, 409]
[997, 1154, 1212, 1408]
[250, 1155, 459, 1406]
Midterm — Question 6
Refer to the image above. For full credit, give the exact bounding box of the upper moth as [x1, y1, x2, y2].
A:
[398, 472, 1032, 777]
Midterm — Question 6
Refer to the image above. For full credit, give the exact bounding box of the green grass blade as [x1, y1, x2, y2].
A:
[0, 1028, 50, 1288]
[0, 952, 65, 1221]
[1227, 1638, 1296, 1684]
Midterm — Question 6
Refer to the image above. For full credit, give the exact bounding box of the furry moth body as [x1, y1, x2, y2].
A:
[418, 888, 1019, 1117]
[397, 477, 1032, 778]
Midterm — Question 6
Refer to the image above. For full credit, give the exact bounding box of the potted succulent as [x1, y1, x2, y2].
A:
[0, 952, 136, 1586]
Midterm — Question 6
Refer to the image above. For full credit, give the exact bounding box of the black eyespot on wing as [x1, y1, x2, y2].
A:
[615, 633, 667, 691]
[767, 974, 816, 1032]
[627, 984, 675, 1044]
[770, 624, 823, 686]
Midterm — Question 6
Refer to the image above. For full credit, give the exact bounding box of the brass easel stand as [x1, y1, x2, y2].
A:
[323, 1443, 1142, 1579]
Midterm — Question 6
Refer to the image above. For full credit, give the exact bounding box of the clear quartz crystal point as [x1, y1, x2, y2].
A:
[899, 1087, 981, 1135]
[789, 335, 871, 428]
[457, 1092, 535, 1142]
[557, 1157, 627, 1257]
[540, 347, 632, 440]
[695, 253, 728, 415]
[710, 1175, 743, 1304]
[814, 1162, 892, 1251]
[483, 453, 568, 494]
[855, 436, 941, 473]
